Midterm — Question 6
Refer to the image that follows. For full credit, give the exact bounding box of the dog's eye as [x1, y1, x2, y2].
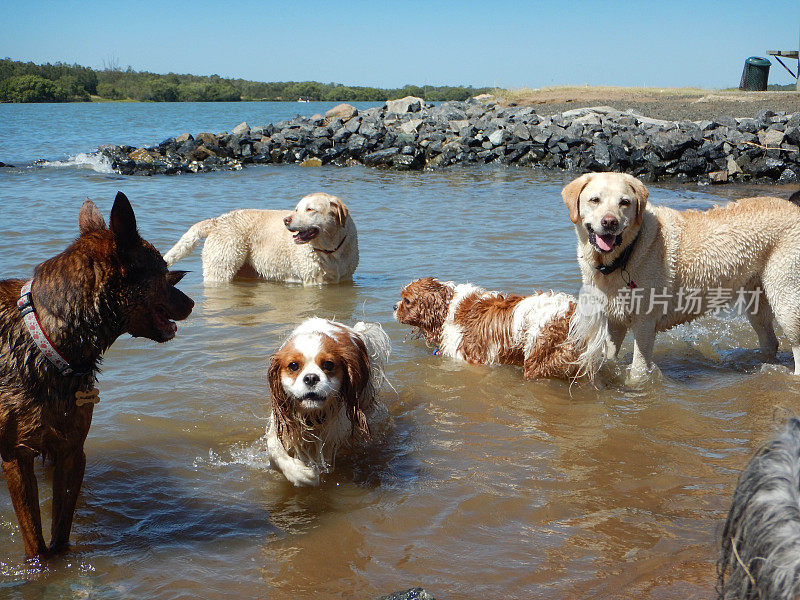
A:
[619, 198, 631, 206]
[588, 197, 600, 204]
[403, 298, 410, 305]
[288, 362, 300, 372]
[321, 360, 335, 372]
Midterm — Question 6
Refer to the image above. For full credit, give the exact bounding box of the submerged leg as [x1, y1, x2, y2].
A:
[50, 447, 87, 552]
[3, 453, 48, 557]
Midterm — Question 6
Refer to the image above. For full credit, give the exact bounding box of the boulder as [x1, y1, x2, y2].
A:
[399, 119, 423, 134]
[196, 132, 219, 148]
[760, 128, 785, 148]
[385, 96, 424, 114]
[300, 157, 322, 167]
[488, 129, 510, 146]
[232, 122, 250, 136]
[363, 148, 399, 167]
[129, 148, 155, 163]
[324, 103, 358, 123]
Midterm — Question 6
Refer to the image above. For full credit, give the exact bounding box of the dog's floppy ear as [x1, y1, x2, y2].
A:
[418, 278, 453, 334]
[268, 355, 292, 445]
[622, 174, 649, 224]
[110, 191, 140, 248]
[561, 173, 593, 224]
[330, 198, 349, 227]
[79, 198, 107, 234]
[342, 336, 372, 439]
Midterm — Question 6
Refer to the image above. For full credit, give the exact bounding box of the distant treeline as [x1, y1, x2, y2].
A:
[0, 58, 494, 103]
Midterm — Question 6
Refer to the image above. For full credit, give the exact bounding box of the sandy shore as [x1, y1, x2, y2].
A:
[497, 86, 800, 121]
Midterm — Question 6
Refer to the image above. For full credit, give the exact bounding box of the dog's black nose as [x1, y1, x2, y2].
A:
[283, 215, 292, 226]
[303, 373, 319, 386]
[601, 214, 619, 230]
[393, 302, 399, 311]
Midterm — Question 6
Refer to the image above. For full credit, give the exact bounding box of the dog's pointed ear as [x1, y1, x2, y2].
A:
[331, 198, 349, 227]
[78, 198, 107, 234]
[110, 191, 140, 248]
[562, 174, 593, 224]
[623, 174, 649, 224]
[166, 270, 188, 286]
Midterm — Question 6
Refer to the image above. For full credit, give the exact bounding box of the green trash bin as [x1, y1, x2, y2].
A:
[739, 56, 771, 91]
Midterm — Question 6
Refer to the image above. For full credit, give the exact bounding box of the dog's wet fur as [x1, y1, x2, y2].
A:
[0, 192, 193, 557]
[718, 418, 800, 600]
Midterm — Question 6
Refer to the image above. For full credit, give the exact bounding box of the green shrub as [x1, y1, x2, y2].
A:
[0, 74, 69, 102]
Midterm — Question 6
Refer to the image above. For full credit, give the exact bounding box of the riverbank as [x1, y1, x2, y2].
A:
[495, 86, 800, 121]
[84, 91, 800, 184]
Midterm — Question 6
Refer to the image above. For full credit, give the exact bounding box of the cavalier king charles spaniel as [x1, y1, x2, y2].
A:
[394, 278, 609, 380]
[266, 318, 390, 486]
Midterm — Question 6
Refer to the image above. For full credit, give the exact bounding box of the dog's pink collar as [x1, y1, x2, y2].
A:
[17, 280, 87, 377]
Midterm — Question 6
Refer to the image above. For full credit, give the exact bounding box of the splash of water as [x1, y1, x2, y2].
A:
[40, 152, 114, 174]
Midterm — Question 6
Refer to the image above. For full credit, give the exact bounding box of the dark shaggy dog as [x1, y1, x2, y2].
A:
[0, 192, 193, 557]
[718, 418, 800, 599]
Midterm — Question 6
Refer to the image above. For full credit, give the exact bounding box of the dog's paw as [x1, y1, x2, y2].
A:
[286, 464, 320, 487]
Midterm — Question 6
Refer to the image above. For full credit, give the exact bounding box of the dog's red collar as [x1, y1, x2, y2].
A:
[312, 233, 347, 255]
[17, 280, 89, 377]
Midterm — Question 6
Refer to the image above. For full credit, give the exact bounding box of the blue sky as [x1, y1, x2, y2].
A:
[2, 1, 799, 89]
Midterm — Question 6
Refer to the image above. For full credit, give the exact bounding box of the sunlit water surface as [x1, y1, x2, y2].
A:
[1, 102, 799, 599]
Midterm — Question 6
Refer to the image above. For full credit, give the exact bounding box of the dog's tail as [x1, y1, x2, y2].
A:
[567, 285, 611, 379]
[717, 417, 800, 600]
[353, 321, 391, 389]
[163, 218, 217, 266]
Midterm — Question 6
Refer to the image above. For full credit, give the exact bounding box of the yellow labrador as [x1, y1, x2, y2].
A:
[163, 193, 358, 284]
[562, 172, 800, 377]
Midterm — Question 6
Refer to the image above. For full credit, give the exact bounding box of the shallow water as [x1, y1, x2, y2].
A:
[1, 102, 800, 599]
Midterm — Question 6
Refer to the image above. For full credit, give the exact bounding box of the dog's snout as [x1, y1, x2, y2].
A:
[601, 214, 619, 231]
[303, 373, 319, 386]
[283, 215, 292, 227]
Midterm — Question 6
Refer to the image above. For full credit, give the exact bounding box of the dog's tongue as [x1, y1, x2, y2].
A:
[595, 234, 617, 252]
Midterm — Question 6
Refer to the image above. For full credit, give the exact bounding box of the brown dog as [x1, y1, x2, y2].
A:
[0, 192, 193, 557]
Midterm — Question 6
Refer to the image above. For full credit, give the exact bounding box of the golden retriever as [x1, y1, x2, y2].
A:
[562, 172, 800, 378]
[163, 193, 358, 284]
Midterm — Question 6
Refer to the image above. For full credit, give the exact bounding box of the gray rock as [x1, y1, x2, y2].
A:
[385, 96, 424, 114]
[359, 121, 380, 138]
[736, 118, 760, 133]
[760, 129, 785, 147]
[232, 122, 250, 136]
[363, 148, 399, 166]
[346, 134, 368, 151]
[449, 119, 470, 133]
[488, 129, 510, 146]
[344, 117, 362, 134]
[399, 119, 423, 134]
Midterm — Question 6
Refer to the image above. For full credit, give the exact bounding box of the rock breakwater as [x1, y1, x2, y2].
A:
[89, 96, 800, 183]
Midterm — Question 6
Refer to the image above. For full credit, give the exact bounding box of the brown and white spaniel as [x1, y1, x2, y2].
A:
[394, 278, 610, 380]
[266, 318, 390, 486]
